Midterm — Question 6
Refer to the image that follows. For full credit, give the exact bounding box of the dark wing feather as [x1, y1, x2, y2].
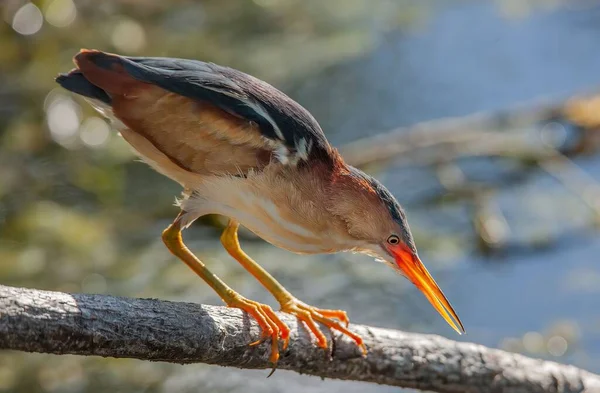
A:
[56, 70, 112, 105]
[118, 56, 332, 158]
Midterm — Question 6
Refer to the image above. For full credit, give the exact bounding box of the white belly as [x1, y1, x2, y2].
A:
[180, 175, 349, 254]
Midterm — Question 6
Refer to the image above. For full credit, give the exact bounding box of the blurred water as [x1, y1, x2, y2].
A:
[295, 2, 600, 141]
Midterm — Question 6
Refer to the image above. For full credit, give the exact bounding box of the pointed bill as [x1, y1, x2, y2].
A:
[391, 245, 465, 334]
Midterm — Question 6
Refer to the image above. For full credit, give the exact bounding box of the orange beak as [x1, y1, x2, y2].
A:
[389, 244, 465, 334]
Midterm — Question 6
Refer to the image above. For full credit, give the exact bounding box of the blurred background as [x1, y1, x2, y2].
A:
[1, 0, 600, 392]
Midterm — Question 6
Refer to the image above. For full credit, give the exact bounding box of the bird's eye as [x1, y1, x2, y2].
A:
[387, 235, 400, 245]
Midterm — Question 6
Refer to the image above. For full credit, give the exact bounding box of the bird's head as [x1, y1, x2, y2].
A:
[328, 166, 465, 334]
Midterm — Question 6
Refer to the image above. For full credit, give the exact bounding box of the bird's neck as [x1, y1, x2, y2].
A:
[321, 156, 375, 242]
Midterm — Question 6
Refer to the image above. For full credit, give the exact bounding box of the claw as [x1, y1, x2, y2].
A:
[227, 296, 288, 364]
[266, 363, 278, 378]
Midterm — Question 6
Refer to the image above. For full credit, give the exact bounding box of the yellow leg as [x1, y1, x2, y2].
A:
[162, 212, 286, 363]
[221, 219, 366, 355]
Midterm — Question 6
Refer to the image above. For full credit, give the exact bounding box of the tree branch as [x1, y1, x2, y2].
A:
[0, 284, 598, 393]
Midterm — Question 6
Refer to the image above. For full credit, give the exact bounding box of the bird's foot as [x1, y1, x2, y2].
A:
[280, 298, 366, 356]
[227, 295, 291, 363]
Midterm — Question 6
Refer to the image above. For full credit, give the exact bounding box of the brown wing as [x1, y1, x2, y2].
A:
[112, 84, 273, 176]
[56, 50, 333, 178]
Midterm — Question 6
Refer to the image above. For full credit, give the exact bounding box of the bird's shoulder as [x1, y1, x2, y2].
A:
[121, 56, 333, 165]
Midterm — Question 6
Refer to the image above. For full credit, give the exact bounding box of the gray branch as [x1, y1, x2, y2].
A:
[0, 284, 598, 393]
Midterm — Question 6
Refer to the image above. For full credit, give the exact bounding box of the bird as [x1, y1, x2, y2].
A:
[56, 49, 465, 365]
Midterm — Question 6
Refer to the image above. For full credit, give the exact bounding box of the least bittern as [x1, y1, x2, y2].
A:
[57, 50, 464, 365]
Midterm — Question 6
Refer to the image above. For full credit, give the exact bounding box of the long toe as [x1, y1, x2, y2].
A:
[227, 296, 289, 364]
[281, 299, 366, 356]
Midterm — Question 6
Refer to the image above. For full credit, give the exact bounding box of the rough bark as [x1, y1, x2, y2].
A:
[0, 284, 598, 393]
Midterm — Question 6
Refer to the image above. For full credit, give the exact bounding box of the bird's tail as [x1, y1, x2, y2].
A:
[55, 69, 112, 104]
[55, 49, 142, 102]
